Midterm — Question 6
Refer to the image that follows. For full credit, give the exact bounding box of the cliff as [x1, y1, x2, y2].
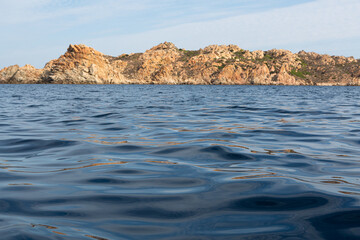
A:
[1, 42, 359, 85]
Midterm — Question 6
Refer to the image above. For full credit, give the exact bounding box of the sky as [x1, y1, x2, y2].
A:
[1, 0, 360, 69]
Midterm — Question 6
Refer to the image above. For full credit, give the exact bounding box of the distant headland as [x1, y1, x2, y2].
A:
[1, 42, 359, 85]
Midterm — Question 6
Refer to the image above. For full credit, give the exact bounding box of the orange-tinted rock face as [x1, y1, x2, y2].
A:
[0, 65, 20, 82]
[0, 64, 42, 83]
[217, 65, 246, 85]
[249, 65, 270, 85]
[41, 44, 129, 84]
[1, 42, 359, 85]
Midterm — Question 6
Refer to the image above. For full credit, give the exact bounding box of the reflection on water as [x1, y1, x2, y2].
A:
[0, 85, 360, 239]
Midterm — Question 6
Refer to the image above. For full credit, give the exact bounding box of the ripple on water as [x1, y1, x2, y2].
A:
[0, 139, 78, 154]
[226, 195, 329, 212]
[152, 145, 254, 163]
[0, 85, 360, 239]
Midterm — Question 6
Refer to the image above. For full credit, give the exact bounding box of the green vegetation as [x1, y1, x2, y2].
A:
[179, 49, 201, 61]
[118, 54, 129, 60]
[234, 50, 246, 60]
[233, 51, 274, 63]
[289, 58, 313, 79]
[263, 54, 273, 61]
[290, 69, 311, 79]
[254, 54, 274, 63]
[182, 49, 201, 57]
[117, 53, 142, 61]
[218, 63, 226, 71]
[299, 58, 308, 67]
[226, 59, 236, 65]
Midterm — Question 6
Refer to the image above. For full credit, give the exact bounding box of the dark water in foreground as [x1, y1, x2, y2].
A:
[0, 85, 360, 239]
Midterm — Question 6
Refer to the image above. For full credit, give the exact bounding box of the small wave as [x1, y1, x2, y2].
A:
[92, 113, 116, 118]
[248, 129, 324, 138]
[152, 145, 254, 162]
[0, 139, 77, 154]
[226, 195, 328, 212]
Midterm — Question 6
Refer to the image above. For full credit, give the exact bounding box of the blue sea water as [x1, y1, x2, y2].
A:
[0, 85, 360, 239]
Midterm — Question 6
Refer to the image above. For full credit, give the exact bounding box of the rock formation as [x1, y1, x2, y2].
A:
[0, 64, 42, 84]
[1, 42, 359, 85]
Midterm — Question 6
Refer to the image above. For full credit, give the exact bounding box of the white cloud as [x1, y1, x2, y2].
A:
[87, 0, 360, 57]
[1, 0, 359, 69]
[0, 0, 148, 25]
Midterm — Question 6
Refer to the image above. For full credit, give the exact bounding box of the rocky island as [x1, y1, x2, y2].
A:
[1, 42, 359, 85]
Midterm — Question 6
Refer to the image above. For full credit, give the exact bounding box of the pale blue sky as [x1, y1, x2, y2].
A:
[1, 0, 359, 69]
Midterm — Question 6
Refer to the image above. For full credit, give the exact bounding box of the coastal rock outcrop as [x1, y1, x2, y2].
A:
[1, 42, 359, 85]
[41, 44, 128, 84]
[0, 64, 42, 83]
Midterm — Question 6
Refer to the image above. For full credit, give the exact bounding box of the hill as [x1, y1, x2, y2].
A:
[1, 42, 359, 85]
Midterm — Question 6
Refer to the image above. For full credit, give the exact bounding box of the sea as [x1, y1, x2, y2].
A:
[0, 84, 359, 240]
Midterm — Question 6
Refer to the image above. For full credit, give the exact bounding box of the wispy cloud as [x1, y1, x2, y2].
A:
[0, 0, 359, 69]
[0, 0, 311, 30]
[0, 0, 145, 25]
[87, 0, 360, 57]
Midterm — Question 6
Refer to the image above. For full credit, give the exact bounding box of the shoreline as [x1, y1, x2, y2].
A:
[2, 83, 359, 87]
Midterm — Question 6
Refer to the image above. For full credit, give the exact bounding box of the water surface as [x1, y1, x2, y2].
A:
[0, 85, 360, 239]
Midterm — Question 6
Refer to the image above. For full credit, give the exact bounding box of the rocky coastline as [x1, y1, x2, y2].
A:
[1, 42, 359, 85]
